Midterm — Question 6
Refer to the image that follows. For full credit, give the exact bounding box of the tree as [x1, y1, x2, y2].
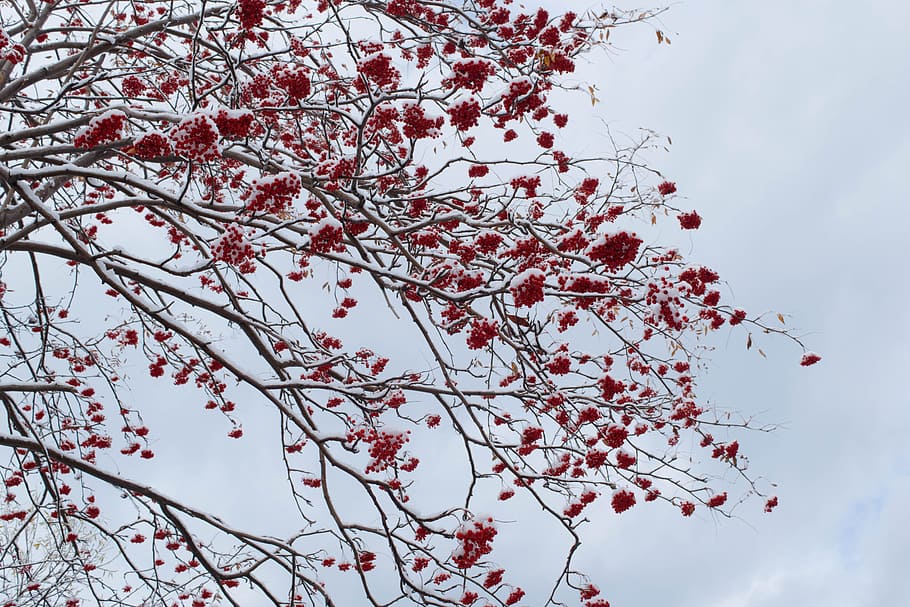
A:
[0, 2, 817, 606]
[0, 505, 107, 605]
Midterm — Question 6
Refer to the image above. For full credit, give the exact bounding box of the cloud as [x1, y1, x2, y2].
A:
[544, 1, 910, 604]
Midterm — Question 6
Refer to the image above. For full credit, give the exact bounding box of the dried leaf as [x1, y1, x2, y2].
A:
[506, 313, 530, 327]
[656, 30, 663, 44]
[777, 313, 785, 324]
[758, 348, 767, 358]
[746, 333, 752, 349]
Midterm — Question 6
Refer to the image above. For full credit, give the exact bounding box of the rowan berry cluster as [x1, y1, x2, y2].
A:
[586, 232, 643, 272]
[678, 211, 702, 230]
[170, 114, 221, 162]
[308, 220, 345, 253]
[243, 172, 302, 215]
[444, 58, 497, 92]
[211, 223, 257, 273]
[509, 269, 546, 307]
[658, 181, 677, 196]
[448, 98, 482, 132]
[356, 52, 401, 91]
[213, 109, 256, 139]
[574, 177, 599, 203]
[74, 111, 127, 149]
[452, 517, 497, 569]
[800, 352, 822, 366]
[401, 103, 444, 139]
[611, 489, 636, 514]
[362, 428, 409, 474]
[272, 64, 312, 102]
[467, 318, 498, 350]
[129, 132, 172, 160]
[236, 0, 266, 30]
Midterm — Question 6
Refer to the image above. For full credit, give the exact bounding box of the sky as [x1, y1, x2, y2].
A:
[559, 1, 910, 605]
[114, 3, 910, 605]
[4, 1, 907, 605]
[151, 1, 910, 602]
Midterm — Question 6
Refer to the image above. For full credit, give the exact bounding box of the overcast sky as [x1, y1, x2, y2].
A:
[135, 3, 910, 605]
[39, 2, 909, 605]
[559, 1, 910, 605]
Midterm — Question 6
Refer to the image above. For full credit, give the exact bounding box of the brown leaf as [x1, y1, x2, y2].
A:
[506, 314, 530, 327]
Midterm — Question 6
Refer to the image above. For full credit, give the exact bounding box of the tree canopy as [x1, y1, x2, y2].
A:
[0, 1, 815, 606]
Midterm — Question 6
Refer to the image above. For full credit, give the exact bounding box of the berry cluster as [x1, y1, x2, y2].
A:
[401, 103, 444, 139]
[447, 98, 482, 132]
[0, 27, 25, 65]
[308, 219, 345, 253]
[466, 318, 498, 350]
[74, 110, 127, 149]
[170, 114, 221, 162]
[586, 232, 643, 272]
[678, 211, 702, 230]
[509, 268, 546, 308]
[611, 489, 636, 514]
[272, 64, 312, 102]
[452, 517, 497, 569]
[361, 428, 409, 474]
[211, 223, 257, 273]
[356, 52, 401, 91]
[444, 58, 496, 92]
[236, 0, 266, 30]
[213, 109, 255, 139]
[129, 132, 172, 160]
[243, 172, 302, 215]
